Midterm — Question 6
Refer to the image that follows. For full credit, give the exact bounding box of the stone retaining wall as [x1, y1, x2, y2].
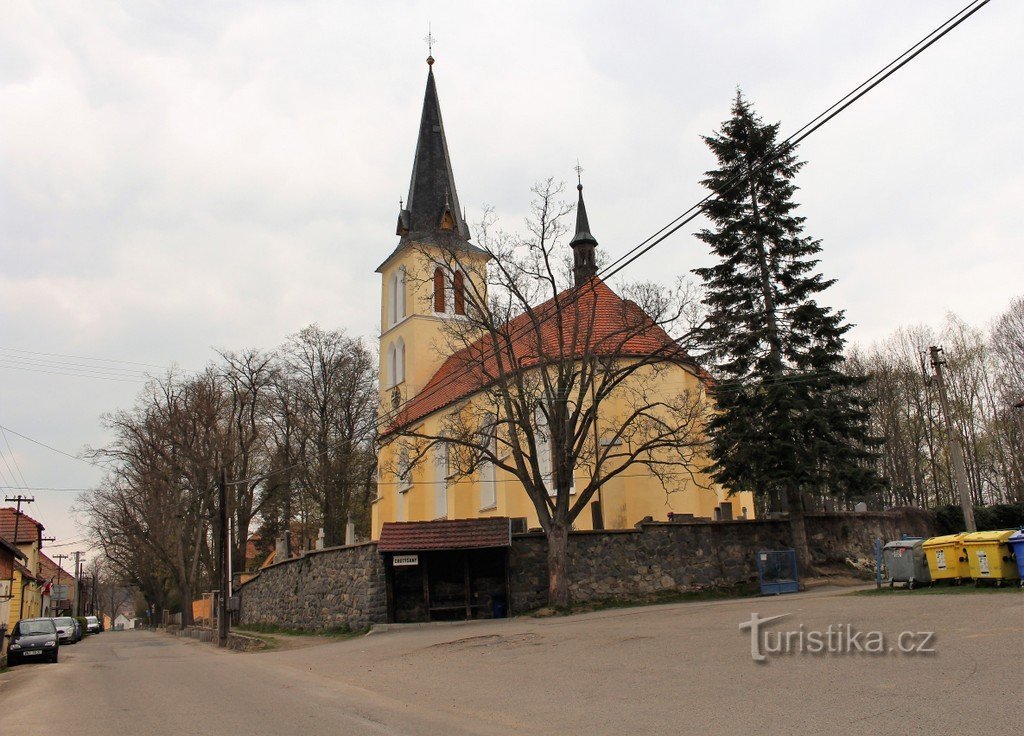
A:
[237, 541, 385, 632]
[236, 510, 934, 628]
[508, 510, 934, 612]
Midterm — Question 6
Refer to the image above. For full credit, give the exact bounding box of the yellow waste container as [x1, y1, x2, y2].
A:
[922, 533, 971, 583]
[963, 530, 1019, 585]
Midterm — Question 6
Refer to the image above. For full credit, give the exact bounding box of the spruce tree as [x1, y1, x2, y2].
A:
[693, 91, 883, 571]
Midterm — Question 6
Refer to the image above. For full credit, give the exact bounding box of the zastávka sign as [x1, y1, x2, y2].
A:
[393, 554, 419, 566]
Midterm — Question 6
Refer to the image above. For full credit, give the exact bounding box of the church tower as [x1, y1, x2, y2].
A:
[376, 56, 490, 410]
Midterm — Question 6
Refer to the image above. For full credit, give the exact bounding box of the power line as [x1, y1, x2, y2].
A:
[0, 346, 170, 370]
[0, 424, 109, 471]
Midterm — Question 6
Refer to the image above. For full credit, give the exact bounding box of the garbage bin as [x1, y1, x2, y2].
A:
[922, 533, 971, 584]
[1008, 530, 1024, 588]
[882, 538, 931, 589]
[963, 530, 1019, 585]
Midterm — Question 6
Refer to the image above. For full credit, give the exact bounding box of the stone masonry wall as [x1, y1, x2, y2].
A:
[509, 509, 935, 612]
[236, 510, 934, 628]
[237, 542, 386, 631]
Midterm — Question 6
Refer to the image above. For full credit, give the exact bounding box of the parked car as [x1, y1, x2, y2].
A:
[7, 618, 59, 664]
[85, 616, 100, 634]
[50, 616, 78, 644]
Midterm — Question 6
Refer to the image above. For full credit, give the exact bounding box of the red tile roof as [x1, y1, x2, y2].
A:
[378, 518, 512, 552]
[0, 507, 44, 545]
[38, 552, 74, 583]
[388, 278, 702, 433]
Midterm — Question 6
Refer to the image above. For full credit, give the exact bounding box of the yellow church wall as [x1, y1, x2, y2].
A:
[371, 358, 754, 538]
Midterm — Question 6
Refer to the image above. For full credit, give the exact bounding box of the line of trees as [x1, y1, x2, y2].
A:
[846, 298, 1023, 509]
[79, 325, 378, 623]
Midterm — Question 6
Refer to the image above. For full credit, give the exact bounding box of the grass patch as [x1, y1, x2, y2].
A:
[234, 622, 368, 639]
[852, 583, 1023, 597]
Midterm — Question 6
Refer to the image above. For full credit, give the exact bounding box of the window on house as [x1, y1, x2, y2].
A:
[433, 267, 446, 313]
[434, 442, 449, 519]
[453, 270, 465, 315]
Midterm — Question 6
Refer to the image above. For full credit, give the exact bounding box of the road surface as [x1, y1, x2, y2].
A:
[2, 587, 1021, 735]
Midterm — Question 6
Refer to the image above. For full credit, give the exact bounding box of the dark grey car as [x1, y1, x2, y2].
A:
[7, 618, 59, 664]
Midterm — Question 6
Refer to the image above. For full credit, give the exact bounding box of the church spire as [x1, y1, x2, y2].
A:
[569, 177, 598, 286]
[396, 57, 471, 241]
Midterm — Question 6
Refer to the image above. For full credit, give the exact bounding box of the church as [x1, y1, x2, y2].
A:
[370, 58, 753, 540]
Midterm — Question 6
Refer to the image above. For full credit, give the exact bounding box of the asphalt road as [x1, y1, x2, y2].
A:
[2, 587, 1021, 736]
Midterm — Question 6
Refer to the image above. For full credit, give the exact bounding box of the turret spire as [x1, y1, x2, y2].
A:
[395, 57, 471, 242]
[569, 174, 598, 286]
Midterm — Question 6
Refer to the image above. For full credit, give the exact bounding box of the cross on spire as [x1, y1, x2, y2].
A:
[424, 25, 436, 65]
[574, 160, 584, 187]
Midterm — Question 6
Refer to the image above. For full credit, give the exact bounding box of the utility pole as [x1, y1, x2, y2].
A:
[72, 552, 84, 617]
[54, 554, 68, 615]
[930, 346, 977, 532]
[217, 467, 229, 648]
[4, 496, 34, 620]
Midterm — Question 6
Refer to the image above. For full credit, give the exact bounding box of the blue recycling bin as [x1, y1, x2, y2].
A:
[756, 549, 799, 595]
[1008, 530, 1024, 586]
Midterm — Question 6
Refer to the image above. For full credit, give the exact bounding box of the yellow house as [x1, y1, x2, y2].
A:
[371, 61, 752, 539]
[1, 507, 45, 628]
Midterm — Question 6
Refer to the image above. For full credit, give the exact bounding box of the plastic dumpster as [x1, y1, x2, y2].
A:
[882, 538, 931, 588]
[963, 530, 1019, 585]
[756, 549, 799, 595]
[922, 533, 971, 583]
[1005, 530, 1024, 587]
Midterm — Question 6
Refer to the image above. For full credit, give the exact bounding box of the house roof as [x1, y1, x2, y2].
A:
[387, 277, 702, 433]
[0, 507, 44, 545]
[0, 534, 26, 562]
[38, 552, 73, 583]
[13, 559, 39, 582]
[378, 517, 512, 552]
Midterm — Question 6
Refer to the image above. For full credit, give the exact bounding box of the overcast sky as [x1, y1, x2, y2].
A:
[1, 1, 1020, 559]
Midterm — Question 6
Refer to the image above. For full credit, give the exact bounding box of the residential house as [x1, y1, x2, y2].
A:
[38, 552, 75, 617]
[1, 534, 28, 661]
[0, 507, 46, 629]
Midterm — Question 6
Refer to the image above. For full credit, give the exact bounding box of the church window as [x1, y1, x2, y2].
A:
[453, 271, 465, 315]
[434, 442, 449, 519]
[479, 413, 497, 510]
[433, 267, 446, 312]
[387, 338, 405, 387]
[388, 268, 406, 326]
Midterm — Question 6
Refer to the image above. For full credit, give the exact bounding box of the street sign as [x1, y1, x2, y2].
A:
[393, 554, 419, 566]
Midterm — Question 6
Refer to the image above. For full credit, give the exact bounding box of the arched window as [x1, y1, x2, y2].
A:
[388, 268, 406, 326]
[395, 337, 405, 384]
[387, 342, 397, 387]
[388, 273, 398, 326]
[396, 266, 406, 319]
[453, 271, 465, 315]
[433, 267, 446, 313]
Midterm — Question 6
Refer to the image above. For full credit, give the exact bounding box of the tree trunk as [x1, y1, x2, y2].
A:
[546, 522, 570, 608]
[786, 487, 814, 579]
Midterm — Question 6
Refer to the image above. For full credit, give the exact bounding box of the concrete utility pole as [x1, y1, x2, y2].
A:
[5, 496, 34, 619]
[72, 552, 84, 616]
[54, 554, 68, 615]
[929, 346, 977, 532]
[217, 467, 229, 648]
